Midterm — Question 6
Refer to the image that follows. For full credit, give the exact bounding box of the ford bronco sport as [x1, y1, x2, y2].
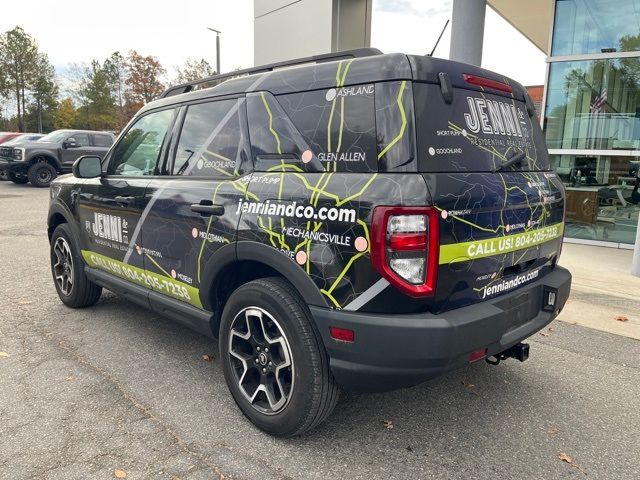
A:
[47, 49, 571, 437]
[0, 129, 114, 187]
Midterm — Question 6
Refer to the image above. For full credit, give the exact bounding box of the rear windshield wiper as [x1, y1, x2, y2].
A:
[493, 152, 527, 173]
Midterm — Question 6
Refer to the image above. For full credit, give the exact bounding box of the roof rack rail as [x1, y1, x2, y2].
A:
[160, 48, 383, 99]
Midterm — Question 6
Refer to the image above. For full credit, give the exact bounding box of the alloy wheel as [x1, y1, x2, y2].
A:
[228, 307, 294, 415]
[53, 237, 74, 296]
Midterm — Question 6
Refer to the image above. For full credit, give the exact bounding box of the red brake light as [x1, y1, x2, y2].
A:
[370, 206, 439, 297]
[463, 74, 513, 93]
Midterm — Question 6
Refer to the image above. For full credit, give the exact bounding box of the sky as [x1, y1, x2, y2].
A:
[0, 0, 547, 88]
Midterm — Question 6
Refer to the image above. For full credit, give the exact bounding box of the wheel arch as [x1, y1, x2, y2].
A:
[201, 241, 329, 334]
[27, 152, 61, 171]
[47, 202, 81, 244]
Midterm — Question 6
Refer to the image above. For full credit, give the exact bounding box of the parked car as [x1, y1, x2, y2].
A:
[0, 132, 21, 144]
[1, 133, 45, 145]
[0, 129, 114, 187]
[0, 134, 44, 180]
[47, 49, 571, 436]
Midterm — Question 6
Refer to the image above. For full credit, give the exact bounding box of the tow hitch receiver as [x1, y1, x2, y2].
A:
[486, 343, 529, 365]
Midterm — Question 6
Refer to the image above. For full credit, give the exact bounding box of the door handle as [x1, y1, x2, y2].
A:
[191, 203, 225, 216]
[114, 195, 135, 205]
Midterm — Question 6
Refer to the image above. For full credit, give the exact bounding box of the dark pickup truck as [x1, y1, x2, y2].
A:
[0, 129, 114, 187]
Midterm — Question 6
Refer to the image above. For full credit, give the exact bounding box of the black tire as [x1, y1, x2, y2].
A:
[27, 162, 57, 188]
[8, 171, 28, 184]
[0, 169, 7, 181]
[219, 277, 340, 437]
[50, 223, 102, 308]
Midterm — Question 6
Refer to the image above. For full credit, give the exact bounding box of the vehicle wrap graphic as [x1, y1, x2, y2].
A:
[238, 172, 428, 309]
[64, 53, 565, 316]
[82, 250, 203, 308]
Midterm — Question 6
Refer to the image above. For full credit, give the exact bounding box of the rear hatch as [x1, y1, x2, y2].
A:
[410, 56, 564, 312]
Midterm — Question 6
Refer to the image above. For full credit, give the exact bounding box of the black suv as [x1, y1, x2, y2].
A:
[47, 49, 571, 437]
[0, 129, 114, 187]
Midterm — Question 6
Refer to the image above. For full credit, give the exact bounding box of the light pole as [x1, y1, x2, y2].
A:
[207, 27, 221, 74]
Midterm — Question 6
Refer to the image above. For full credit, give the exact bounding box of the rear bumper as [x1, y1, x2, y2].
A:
[310, 266, 571, 392]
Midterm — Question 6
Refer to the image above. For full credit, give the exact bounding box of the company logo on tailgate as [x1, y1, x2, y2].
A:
[463, 97, 527, 138]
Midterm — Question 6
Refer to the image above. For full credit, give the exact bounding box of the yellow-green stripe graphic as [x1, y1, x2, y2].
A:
[82, 250, 203, 309]
[439, 222, 564, 265]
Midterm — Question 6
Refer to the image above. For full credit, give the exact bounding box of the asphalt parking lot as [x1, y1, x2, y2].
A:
[1, 179, 639, 480]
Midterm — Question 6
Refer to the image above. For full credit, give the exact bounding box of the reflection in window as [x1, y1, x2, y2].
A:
[552, 0, 640, 56]
[551, 154, 640, 244]
[544, 58, 640, 150]
[109, 109, 174, 176]
[173, 99, 249, 177]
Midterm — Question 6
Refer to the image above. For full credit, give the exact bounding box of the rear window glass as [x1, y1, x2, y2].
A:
[414, 83, 550, 172]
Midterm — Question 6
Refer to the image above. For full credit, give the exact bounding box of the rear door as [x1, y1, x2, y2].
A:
[413, 70, 564, 312]
[139, 97, 252, 310]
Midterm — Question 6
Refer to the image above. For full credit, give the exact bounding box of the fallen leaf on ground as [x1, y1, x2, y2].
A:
[548, 326, 555, 332]
[462, 381, 475, 389]
[383, 420, 393, 429]
[559, 452, 587, 475]
[65, 376, 76, 381]
[0, 352, 9, 358]
[547, 426, 560, 437]
[114, 469, 127, 478]
[615, 315, 629, 322]
[539, 331, 549, 337]
[17, 299, 32, 305]
[559, 452, 572, 464]
[202, 354, 214, 362]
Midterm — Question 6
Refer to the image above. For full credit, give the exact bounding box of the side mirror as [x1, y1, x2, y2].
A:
[72, 155, 102, 179]
[64, 138, 78, 149]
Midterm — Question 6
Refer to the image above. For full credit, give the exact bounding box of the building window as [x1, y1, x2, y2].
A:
[544, 58, 640, 151]
[551, 153, 640, 244]
[552, 0, 640, 56]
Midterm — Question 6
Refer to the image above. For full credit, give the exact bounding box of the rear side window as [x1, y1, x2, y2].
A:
[277, 84, 377, 172]
[414, 83, 550, 172]
[172, 99, 250, 177]
[93, 134, 113, 147]
[70, 133, 91, 147]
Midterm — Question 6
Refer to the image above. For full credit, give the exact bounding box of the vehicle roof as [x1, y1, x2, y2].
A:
[52, 129, 114, 136]
[138, 52, 528, 117]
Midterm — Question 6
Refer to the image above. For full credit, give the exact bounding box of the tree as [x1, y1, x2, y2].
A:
[175, 58, 215, 84]
[104, 51, 128, 130]
[126, 50, 166, 107]
[54, 98, 77, 129]
[76, 60, 117, 130]
[0, 26, 39, 132]
[28, 53, 58, 133]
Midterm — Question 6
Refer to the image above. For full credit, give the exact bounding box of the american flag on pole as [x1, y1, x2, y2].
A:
[590, 88, 607, 113]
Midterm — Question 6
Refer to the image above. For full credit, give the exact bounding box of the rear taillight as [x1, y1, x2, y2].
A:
[371, 206, 439, 297]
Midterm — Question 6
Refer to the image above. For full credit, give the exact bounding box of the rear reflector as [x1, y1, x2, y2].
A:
[463, 74, 513, 93]
[330, 327, 355, 343]
[468, 348, 488, 363]
[389, 233, 427, 251]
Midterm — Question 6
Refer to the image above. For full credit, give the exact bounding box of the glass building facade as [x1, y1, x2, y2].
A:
[544, 0, 640, 246]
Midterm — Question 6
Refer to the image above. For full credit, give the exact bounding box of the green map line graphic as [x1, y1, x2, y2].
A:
[378, 80, 408, 160]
